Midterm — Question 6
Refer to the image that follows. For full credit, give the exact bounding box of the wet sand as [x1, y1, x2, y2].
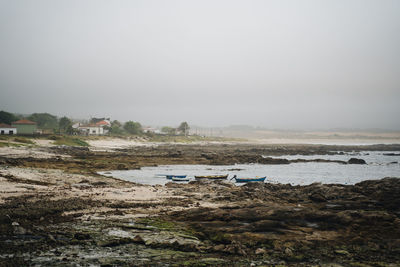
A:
[0, 140, 400, 266]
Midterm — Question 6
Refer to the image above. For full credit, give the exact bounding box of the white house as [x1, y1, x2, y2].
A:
[77, 124, 104, 135]
[0, 123, 17, 135]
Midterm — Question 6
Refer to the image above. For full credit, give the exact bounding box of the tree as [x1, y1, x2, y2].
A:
[0, 110, 19, 124]
[90, 117, 109, 124]
[59, 116, 73, 134]
[109, 120, 123, 135]
[178, 122, 190, 136]
[111, 120, 122, 128]
[28, 113, 58, 129]
[161, 126, 176, 135]
[110, 125, 124, 135]
[123, 121, 142, 135]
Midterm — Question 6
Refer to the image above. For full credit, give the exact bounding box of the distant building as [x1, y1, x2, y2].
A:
[143, 127, 161, 134]
[0, 123, 17, 135]
[77, 124, 105, 135]
[11, 119, 37, 135]
[73, 119, 110, 135]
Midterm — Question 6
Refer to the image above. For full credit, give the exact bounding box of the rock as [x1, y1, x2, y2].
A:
[74, 232, 91, 240]
[72, 183, 92, 189]
[213, 244, 225, 252]
[348, 158, 366, 164]
[353, 177, 400, 211]
[132, 235, 145, 244]
[48, 234, 56, 242]
[13, 226, 27, 235]
[201, 153, 217, 160]
[258, 157, 290, 164]
[309, 192, 327, 202]
[335, 249, 350, 256]
[255, 248, 266, 255]
[116, 164, 128, 170]
[99, 237, 133, 247]
[284, 247, 293, 256]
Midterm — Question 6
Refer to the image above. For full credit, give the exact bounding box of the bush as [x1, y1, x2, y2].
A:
[53, 136, 89, 147]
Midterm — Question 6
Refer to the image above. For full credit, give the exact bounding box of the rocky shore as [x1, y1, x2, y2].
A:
[0, 141, 399, 266]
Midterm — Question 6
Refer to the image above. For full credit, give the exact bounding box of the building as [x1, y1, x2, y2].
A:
[95, 120, 111, 127]
[0, 123, 17, 135]
[77, 124, 105, 135]
[143, 127, 162, 134]
[95, 120, 110, 134]
[11, 119, 37, 135]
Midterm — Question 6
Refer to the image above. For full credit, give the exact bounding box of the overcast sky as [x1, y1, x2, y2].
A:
[0, 0, 399, 129]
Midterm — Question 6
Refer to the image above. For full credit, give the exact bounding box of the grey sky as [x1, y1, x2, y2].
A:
[0, 0, 399, 129]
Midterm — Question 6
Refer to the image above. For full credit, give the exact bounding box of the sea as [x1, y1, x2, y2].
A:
[100, 151, 400, 186]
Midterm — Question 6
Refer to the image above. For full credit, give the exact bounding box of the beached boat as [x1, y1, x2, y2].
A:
[166, 175, 187, 180]
[232, 175, 266, 183]
[194, 174, 229, 180]
[172, 176, 190, 182]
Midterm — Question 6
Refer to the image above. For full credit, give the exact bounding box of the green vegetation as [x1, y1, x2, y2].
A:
[13, 137, 35, 144]
[161, 126, 176, 135]
[0, 141, 29, 147]
[109, 120, 124, 135]
[0, 110, 20, 124]
[0, 141, 11, 147]
[137, 218, 198, 237]
[123, 121, 142, 135]
[52, 136, 89, 146]
[161, 122, 190, 136]
[28, 113, 58, 130]
[177, 121, 190, 136]
[58, 116, 74, 134]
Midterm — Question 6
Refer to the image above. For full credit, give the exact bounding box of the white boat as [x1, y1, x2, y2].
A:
[172, 176, 190, 181]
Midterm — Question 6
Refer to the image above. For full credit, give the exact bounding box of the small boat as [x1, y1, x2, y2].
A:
[166, 175, 187, 180]
[232, 175, 266, 183]
[194, 174, 228, 180]
[155, 174, 169, 178]
[172, 176, 190, 182]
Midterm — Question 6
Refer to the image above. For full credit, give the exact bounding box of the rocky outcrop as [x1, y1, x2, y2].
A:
[348, 158, 367, 164]
[168, 178, 400, 263]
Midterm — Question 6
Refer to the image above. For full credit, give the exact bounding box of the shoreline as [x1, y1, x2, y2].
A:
[0, 138, 399, 266]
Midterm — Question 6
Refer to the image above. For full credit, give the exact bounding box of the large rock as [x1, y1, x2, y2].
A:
[348, 158, 366, 164]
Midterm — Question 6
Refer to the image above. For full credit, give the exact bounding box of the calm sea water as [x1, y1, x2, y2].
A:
[100, 151, 400, 186]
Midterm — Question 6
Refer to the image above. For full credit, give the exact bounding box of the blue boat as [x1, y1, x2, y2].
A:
[233, 175, 266, 183]
[166, 175, 187, 180]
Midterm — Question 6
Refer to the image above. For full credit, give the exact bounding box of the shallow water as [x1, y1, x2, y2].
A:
[101, 151, 400, 186]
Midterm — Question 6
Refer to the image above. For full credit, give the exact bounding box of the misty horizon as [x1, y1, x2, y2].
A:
[1, 1, 399, 130]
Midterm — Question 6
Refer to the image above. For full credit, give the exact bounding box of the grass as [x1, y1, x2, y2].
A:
[0, 141, 26, 147]
[13, 137, 35, 144]
[53, 136, 89, 147]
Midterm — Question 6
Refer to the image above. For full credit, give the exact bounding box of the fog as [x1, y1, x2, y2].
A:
[1, 0, 399, 129]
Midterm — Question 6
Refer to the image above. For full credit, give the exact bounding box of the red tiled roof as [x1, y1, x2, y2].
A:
[95, 120, 109, 126]
[0, 123, 15, 128]
[12, 119, 36, 125]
